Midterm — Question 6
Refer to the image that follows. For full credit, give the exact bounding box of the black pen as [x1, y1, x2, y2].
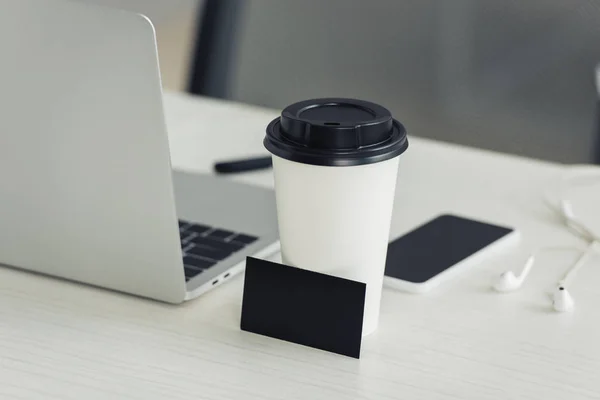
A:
[214, 156, 273, 174]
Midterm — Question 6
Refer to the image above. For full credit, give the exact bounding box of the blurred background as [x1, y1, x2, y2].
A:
[81, 0, 600, 164]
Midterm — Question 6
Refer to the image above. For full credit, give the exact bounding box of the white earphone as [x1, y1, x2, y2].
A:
[492, 255, 535, 293]
[492, 167, 600, 312]
[492, 243, 597, 312]
[552, 286, 575, 313]
[492, 67, 600, 312]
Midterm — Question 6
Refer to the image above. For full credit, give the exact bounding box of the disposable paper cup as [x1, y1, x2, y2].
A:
[264, 98, 408, 336]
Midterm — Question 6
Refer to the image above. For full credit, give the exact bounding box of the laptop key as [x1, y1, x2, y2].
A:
[187, 245, 231, 261]
[180, 233, 196, 244]
[206, 229, 236, 240]
[187, 223, 212, 235]
[231, 234, 258, 245]
[189, 236, 244, 253]
[183, 255, 216, 270]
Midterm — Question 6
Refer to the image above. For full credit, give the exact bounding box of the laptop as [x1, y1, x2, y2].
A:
[0, 0, 279, 303]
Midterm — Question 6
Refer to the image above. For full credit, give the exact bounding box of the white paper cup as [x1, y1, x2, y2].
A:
[264, 98, 408, 336]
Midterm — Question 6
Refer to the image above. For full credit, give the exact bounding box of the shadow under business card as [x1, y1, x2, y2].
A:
[240, 257, 366, 359]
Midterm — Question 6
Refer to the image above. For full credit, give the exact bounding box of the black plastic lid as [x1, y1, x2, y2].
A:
[264, 98, 408, 167]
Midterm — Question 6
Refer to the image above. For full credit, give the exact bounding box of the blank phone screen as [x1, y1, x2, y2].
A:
[385, 214, 514, 283]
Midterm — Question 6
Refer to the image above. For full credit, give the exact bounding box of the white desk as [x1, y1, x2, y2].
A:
[1, 92, 599, 400]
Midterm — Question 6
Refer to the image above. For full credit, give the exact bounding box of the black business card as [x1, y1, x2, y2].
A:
[241, 257, 366, 359]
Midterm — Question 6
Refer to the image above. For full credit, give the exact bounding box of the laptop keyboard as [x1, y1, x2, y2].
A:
[179, 220, 258, 282]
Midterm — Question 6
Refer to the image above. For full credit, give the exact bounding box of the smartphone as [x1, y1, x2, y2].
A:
[384, 214, 519, 293]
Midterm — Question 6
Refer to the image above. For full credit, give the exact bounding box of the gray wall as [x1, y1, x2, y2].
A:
[228, 0, 600, 163]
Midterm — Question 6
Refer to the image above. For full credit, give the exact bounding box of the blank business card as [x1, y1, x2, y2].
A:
[241, 257, 366, 358]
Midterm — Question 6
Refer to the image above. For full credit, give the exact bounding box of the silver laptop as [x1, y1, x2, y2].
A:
[0, 0, 279, 303]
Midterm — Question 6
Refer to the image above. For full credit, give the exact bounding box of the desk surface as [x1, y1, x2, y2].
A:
[1, 92, 600, 400]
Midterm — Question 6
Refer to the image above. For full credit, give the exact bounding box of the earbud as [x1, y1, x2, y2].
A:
[492, 256, 535, 292]
[552, 286, 574, 312]
[493, 271, 521, 292]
